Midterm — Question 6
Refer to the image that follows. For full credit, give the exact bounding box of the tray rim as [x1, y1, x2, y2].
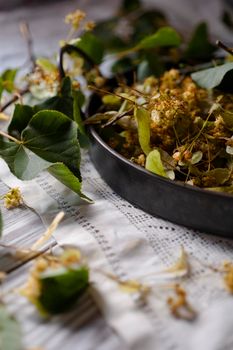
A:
[89, 125, 233, 202]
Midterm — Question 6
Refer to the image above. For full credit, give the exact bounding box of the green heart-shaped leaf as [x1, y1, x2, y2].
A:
[191, 62, 233, 89]
[184, 22, 216, 60]
[49, 163, 93, 202]
[145, 149, 167, 177]
[35, 77, 73, 119]
[74, 32, 104, 65]
[22, 110, 81, 178]
[73, 90, 89, 148]
[135, 107, 152, 155]
[136, 26, 181, 50]
[8, 104, 35, 139]
[38, 266, 89, 314]
[0, 139, 52, 180]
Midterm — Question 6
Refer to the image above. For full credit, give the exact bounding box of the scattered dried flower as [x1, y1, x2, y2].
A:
[101, 271, 151, 302]
[2, 187, 23, 209]
[163, 246, 189, 278]
[167, 284, 196, 321]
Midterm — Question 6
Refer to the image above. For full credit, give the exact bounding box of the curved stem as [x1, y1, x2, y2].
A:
[59, 44, 96, 79]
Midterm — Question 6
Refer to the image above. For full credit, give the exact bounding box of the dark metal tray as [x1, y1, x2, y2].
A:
[88, 124, 233, 238]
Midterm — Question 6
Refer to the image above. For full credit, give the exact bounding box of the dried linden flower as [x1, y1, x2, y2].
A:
[84, 20, 96, 31]
[28, 66, 59, 98]
[2, 187, 23, 209]
[164, 246, 189, 278]
[65, 9, 86, 30]
[167, 284, 196, 321]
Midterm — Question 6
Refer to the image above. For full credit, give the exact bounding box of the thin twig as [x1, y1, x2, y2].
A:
[216, 40, 233, 56]
[59, 44, 97, 79]
[88, 85, 135, 104]
[19, 21, 35, 67]
[0, 87, 29, 113]
[102, 107, 134, 128]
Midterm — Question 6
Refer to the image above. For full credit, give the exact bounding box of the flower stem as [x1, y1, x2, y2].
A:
[216, 40, 233, 56]
[0, 130, 22, 144]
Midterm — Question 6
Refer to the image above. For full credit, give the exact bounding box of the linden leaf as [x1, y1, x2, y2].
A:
[220, 109, 233, 131]
[191, 62, 233, 89]
[73, 90, 89, 148]
[48, 163, 93, 202]
[203, 168, 231, 186]
[136, 26, 181, 50]
[38, 266, 89, 314]
[21, 248, 89, 315]
[1, 109, 91, 201]
[0, 68, 18, 99]
[0, 139, 52, 180]
[74, 32, 104, 65]
[8, 104, 35, 139]
[184, 22, 216, 60]
[145, 149, 167, 177]
[0, 305, 23, 350]
[121, 0, 141, 13]
[22, 110, 81, 178]
[190, 151, 203, 165]
[205, 186, 233, 193]
[35, 77, 73, 119]
[135, 107, 152, 155]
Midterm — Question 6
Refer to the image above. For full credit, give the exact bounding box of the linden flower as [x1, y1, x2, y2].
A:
[84, 20, 96, 31]
[2, 187, 23, 209]
[28, 66, 59, 98]
[65, 9, 86, 30]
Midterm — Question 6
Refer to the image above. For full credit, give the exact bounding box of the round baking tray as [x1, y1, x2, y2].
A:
[86, 93, 233, 238]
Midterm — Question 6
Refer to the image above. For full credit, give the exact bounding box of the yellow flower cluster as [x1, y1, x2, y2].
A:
[84, 21, 96, 32]
[3, 187, 23, 209]
[65, 9, 86, 30]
